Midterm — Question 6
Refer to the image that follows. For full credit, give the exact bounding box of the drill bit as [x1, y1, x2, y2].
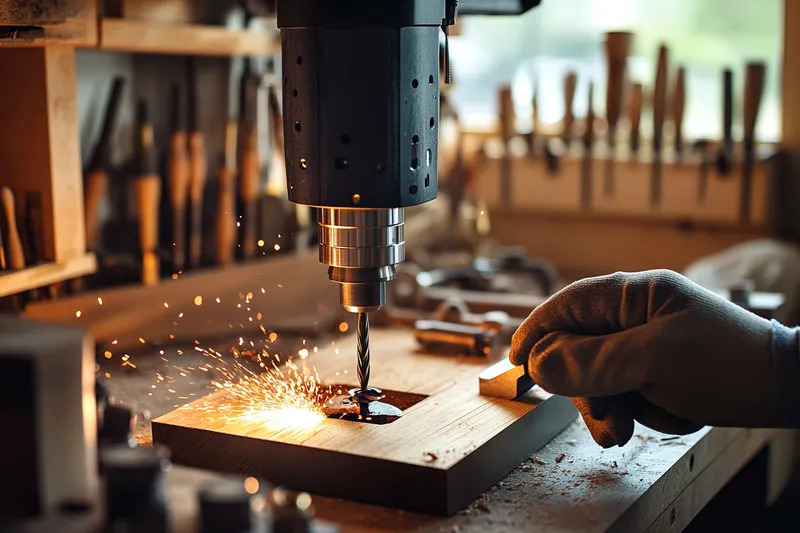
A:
[356, 312, 370, 392]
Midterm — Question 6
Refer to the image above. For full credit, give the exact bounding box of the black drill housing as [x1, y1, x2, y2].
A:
[277, 0, 445, 209]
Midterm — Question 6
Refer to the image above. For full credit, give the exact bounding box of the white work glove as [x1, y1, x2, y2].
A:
[509, 270, 800, 448]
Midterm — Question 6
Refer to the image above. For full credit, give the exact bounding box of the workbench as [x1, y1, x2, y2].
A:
[95, 336, 798, 533]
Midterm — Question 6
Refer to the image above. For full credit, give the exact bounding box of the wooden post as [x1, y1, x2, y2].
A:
[0, 46, 86, 263]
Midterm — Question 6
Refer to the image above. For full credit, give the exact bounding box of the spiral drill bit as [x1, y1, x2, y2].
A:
[356, 312, 370, 392]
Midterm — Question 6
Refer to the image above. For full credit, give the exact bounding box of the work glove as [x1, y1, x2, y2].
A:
[509, 269, 800, 448]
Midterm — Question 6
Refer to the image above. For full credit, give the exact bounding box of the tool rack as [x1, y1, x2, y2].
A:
[0, 1, 280, 300]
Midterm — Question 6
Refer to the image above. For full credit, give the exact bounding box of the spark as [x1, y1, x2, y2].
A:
[172, 274, 179, 280]
[274, 244, 281, 251]
[178, 312, 184, 318]
[163, 302, 169, 308]
[194, 295, 203, 306]
[269, 332, 278, 342]
[258, 240, 265, 247]
[98, 297, 103, 305]
[216, 298, 221, 304]
[75, 310, 82, 318]
[298, 348, 309, 359]
[112, 340, 118, 345]
[104, 351, 112, 359]
[339, 322, 349, 332]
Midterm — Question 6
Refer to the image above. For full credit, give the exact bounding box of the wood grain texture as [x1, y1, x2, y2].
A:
[152, 329, 578, 515]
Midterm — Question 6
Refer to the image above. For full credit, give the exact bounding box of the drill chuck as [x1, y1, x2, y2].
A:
[319, 207, 405, 312]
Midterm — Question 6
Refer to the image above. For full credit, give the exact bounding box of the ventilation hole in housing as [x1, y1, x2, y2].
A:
[409, 185, 418, 195]
[335, 158, 349, 170]
[292, 89, 299, 97]
[300, 158, 308, 170]
[425, 174, 431, 188]
[352, 194, 361, 205]
[430, 117, 436, 129]
[429, 74, 434, 85]
[294, 122, 302, 132]
[412, 79, 419, 89]
[340, 134, 351, 145]
[411, 158, 419, 170]
[426, 149, 432, 166]
[412, 135, 420, 145]
[297, 55, 303, 65]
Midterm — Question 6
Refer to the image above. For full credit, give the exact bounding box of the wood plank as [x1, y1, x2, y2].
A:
[152, 329, 578, 515]
[99, 18, 280, 57]
[0, 253, 96, 298]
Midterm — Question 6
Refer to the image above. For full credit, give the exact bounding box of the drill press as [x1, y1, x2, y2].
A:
[276, 0, 540, 416]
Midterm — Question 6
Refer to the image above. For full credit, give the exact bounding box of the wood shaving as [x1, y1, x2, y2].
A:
[555, 453, 566, 463]
[423, 451, 438, 462]
[531, 456, 546, 465]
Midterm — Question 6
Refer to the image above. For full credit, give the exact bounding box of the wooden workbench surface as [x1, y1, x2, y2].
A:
[93, 330, 796, 533]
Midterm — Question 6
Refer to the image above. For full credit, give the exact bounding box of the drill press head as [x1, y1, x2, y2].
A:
[276, 0, 449, 313]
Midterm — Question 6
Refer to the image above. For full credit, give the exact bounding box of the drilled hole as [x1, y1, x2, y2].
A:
[352, 194, 361, 205]
[340, 134, 351, 145]
[297, 55, 303, 65]
[425, 174, 430, 187]
[294, 122, 302, 132]
[292, 89, 299, 97]
[412, 135, 420, 145]
[429, 74, 434, 85]
[412, 79, 419, 89]
[335, 158, 348, 170]
[430, 117, 436, 129]
[300, 158, 308, 170]
[409, 185, 418, 195]
[411, 157, 419, 170]
[426, 149, 432, 167]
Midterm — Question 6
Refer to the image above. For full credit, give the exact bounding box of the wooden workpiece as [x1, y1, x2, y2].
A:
[152, 329, 578, 515]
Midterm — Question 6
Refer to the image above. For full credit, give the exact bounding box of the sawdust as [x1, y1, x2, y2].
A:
[531, 456, 546, 465]
[555, 453, 566, 463]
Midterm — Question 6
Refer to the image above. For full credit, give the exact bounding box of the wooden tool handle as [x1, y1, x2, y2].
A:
[215, 167, 236, 266]
[1, 187, 25, 270]
[743, 62, 766, 143]
[239, 130, 260, 203]
[628, 82, 643, 154]
[673, 66, 686, 155]
[498, 85, 515, 143]
[604, 32, 633, 141]
[584, 82, 595, 148]
[722, 69, 734, 146]
[563, 71, 577, 143]
[652, 44, 669, 151]
[133, 174, 161, 255]
[188, 132, 207, 202]
[84, 169, 108, 251]
[168, 133, 189, 209]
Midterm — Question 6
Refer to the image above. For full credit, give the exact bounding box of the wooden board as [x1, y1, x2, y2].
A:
[152, 329, 578, 515]
[0, 253, 96, 298]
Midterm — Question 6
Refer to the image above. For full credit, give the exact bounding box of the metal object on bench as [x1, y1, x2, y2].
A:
[479, 357, 535, 400]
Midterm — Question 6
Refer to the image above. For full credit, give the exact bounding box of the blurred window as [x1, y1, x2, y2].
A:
[449, 0, 783, 142]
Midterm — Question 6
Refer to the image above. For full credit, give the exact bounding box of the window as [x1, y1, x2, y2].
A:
[449, 0, 782, 142]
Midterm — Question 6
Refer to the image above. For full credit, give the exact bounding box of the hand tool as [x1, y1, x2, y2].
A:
[84, 76, 126, 252]
[479, 357, 535, 400]
[694, 139, 712, 203]
[187, 57, 208, 270]
[740, 62, 766, 224]
[168, 83, 190, 273]
[581, 81, 595, 208]
[238, 60, 261, 261]
[628, 82, 643, 157]
[132, 100, 162, 286]
[498, 84, 514, 203]
[215, 122, 238, 267]
[529, 79, 539, 156]
[603, 31, 633, 197]
[414, 319, 497, 357]
[672, 66, 686, 160]
[562, 70, 577, 147]
[275, 0, 536, 402]
[651, 44, 669, 207]
[716, 68, 734, 176]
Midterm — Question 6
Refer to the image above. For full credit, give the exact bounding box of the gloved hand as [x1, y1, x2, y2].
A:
[509, 270, 800, 448]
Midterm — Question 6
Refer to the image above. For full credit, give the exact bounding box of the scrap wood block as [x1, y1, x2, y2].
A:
[152, 329, 577, 515]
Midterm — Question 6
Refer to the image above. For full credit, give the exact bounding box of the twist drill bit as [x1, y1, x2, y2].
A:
[356, 312, 370, 392]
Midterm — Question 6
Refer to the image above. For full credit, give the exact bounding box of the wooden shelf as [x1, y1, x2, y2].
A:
[0, 254, 97, 298]
[98, 18, 280, 56]
[0, 0, 97, 49]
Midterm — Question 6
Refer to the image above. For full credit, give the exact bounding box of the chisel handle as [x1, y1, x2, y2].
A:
[84, 169, 108, 251]
[1, 186, 25, 270]
[604, 32, 633, 146]
[743, 62, 766, 145]
[563, 71, 577, 144]
[673, 66, 686, 157]
[498, 85, 515, 143]
[133, 174, 161, 286]
[168, 132, 189, 271]
[652, 44, 669, 153]
[188, 131, 207, 268]
[215, 166, 237, 267]
[628, 82, 643, 155]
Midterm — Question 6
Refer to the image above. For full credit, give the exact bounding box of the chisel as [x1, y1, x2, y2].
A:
[628, 82, 643, 158]
[84, 77, 126, 252]
[187, 57, 208, 270]
[216, 121, 238, 267]
[238, 59, 260, 261]
[651, 44, 669, 207]
[604, 31, 633, 197]
[562, 71, 577, 147]
[581, 81, 595, 209]
[132, 100, 161, 286]
[498, 85, 514, 204]
[740, 62, 766, 224]
[716, 69, 734, 176]
[672, 66, 686, 160]
[168, 83, 189, 273]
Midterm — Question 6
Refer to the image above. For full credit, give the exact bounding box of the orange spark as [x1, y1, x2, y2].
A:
[338, 322, 349, 332]
[194, 295, 203, 306]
